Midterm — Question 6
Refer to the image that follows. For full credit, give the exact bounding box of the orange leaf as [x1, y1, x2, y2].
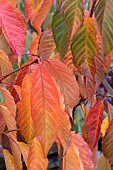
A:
[3, 149, 18, 170]
[97, 153, 110, 170]
[27, 137, 48, 170]
[18, 74, 35, 143]
[30, 33, 42, 56]
[103, 118, 113, 158]
[101, 116, 109, 136]
[17, 142, 28, 166]
[86, 100, 104, 149]
[31, 65, 61, 156]
[7, 134, 22, 170]
[0, 111, 6, 143]
[0, 105, 17, 138]
[0, 87, 16, 117]
[0, 49, 13, 84]
[44, 58, 79, 108]
[0, 0, 26, 65]
[57, 111, 71, 153]
[31, 0, 53, 33]
[63, 141, 84, 170]
[39, 28, 56, 59]
[71, 132, 94, 170]
[25, 0, 43, 21]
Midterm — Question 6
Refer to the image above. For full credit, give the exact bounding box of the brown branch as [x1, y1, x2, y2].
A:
[0, 129, 20, 135]
[0, 58, 38, 83]
[90, 0, 98, 17]
[102, 79, 113, 96]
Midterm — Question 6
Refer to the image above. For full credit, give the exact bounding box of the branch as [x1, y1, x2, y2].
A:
[90, 0, 97, 17]
[0, 59, 38, 83]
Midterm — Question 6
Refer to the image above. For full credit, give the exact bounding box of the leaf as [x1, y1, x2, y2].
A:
[44, 58, 79, 108]
[31, 0, 53, 33]
[3, 149, 18, 170]
[0, 0, 26, 65]
[0, 105, 17, 138]
[71, 16, 98, 80]
[63, 141, 84, 170]
[86, 100, 104, 149]
[102, 118, 113, 158]
[63, 47, 74, 72]
[0, 49, 13, 84]
[11, 66, 28, 103]
[0, 111, 6, 143]
[52, 10, 69, 58]
[101, 116, 109, 136]
[27, 137, 48, 170]
[31, 65, 61, 156]
[0, 87, 16, 117]
[7, 134, 22, 170]
[13, 85, 22, 100]
[71, 132, 94, 170]
[0, 32, 11, 55]
[25, 0, 43, 21]
[95, 0, 113, 55]
[57, 0, 84, 38]
[30, 33, 42, 56]
[57, 111, 71, 153]
[18, 74, 35, 143]
[97, 153, 110, 170]
[17, 142, 28, 166]
[39, 28, 56, 59]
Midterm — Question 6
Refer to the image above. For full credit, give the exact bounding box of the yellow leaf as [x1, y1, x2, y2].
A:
[101, 116, 109, 136]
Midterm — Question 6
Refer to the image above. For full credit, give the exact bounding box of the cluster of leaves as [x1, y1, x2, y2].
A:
[0, 0, 113, 169]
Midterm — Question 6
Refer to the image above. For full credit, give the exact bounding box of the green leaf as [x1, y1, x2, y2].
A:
[52, 10, 69, 59]
[95, 0, 113, 55]
[57, 0, 84, 38]
[71, 17, 98, 80]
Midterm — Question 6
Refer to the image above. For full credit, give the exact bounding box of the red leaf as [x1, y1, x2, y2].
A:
[86, 100, 104, 149]
[71, 132, 94, 170]
[31, 64, 61, 156]
[0, 0, 26, 65]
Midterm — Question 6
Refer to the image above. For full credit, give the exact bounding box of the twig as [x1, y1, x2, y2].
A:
[90, 0, 98, 17]
[0, 59, 38, 83]
[0, 129, 20, 135]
